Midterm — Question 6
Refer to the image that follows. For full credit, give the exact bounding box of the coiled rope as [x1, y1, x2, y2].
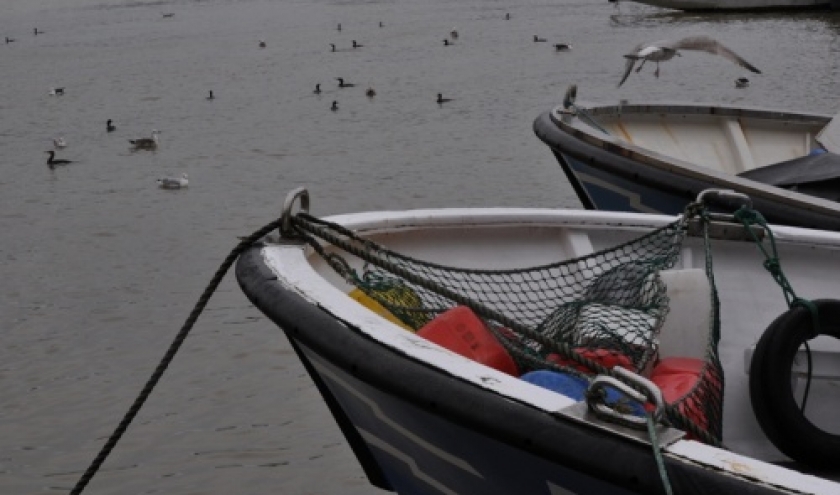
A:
[69, 217, 282, 495]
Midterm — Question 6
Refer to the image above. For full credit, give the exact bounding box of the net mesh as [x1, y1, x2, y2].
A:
[292, 210, 724, 445]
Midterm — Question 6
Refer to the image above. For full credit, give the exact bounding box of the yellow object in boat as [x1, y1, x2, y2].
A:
[349, 288, 414, 331]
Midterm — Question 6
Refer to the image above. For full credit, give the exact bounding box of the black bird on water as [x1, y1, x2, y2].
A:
[331, 101, 339, 111]
[314, 84, 322, 94]
[336, 77, 355, 88]
[45, 150, 73, 167]
[443, 39, 452, 46]
[207, 90, 215, 100]
[107, 119, 116, 132]
[5, 37, 15, 44]
[436, 93, 452, 104]
[34, 28, 44, 35]
[330, 43, 336, 52]
[554, 43, 572, 51]
[352, 40, 363, 48]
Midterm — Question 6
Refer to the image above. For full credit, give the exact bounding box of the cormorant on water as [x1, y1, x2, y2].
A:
[45, 150, 73, 167]
[336, 77, 355, 88]
[436, 93, 452, 104]
[107, 119, 116, 132]
[331, 101, 339, 111]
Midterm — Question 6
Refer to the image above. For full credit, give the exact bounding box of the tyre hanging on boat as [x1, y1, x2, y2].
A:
[749, 298, 840, 469]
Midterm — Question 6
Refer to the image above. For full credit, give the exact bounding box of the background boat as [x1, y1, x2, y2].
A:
[533, 86, 840, 230]
[617, 0, 838, 12]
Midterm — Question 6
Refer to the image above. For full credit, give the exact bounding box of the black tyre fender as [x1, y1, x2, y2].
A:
[749, 299, 840, 469]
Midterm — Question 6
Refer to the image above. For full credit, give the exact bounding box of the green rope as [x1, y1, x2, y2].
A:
[647, 413, 674, 495]
[733, 206, 820, 337]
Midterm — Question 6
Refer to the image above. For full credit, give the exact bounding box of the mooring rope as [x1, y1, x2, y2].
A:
[69, 217, 282, 495]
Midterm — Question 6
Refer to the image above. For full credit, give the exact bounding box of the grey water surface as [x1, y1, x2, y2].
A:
[2, 0, 839, 493]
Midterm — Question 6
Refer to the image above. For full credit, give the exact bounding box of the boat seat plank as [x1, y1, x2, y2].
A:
[721, 118, 755, 173]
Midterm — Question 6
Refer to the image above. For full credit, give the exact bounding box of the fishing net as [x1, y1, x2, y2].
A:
[289, 206, 725, 445]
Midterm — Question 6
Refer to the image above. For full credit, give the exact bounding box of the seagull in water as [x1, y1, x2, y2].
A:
[107, 119, 116, 132]
[618, 35, 761, 87]
[129, 129, 161, 150]
[157, 173, 189, 189]
[53, 137, 67, 149]
[45, 150, 73, 167]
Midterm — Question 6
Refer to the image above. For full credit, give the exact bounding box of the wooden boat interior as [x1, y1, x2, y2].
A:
[574, 103, 831, 175]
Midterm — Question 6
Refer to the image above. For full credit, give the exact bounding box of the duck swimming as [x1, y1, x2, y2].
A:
[331, 101, 339, 111]
[129, 129, 160, 150]
[554, 43, 572, 51]
[366, 87, 376, 98]
[258, 40, 266, 48]
[107, 119, 116, 132]
[49, 87, 65, 96]
[336, 77, 355, 88]
[45, 150, 73, 167]
[436, 93, 452, 104]
[352, 40, 363, 48]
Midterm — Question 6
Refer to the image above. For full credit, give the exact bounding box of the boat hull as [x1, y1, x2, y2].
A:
[623, 0, 833, 11]
[533, 107, 840, 231]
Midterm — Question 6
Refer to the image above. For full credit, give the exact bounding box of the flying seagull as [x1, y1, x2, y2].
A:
[618, 35, 761, 87]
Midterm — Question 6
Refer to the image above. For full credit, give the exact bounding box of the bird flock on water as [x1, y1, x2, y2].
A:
[313, 12, 577, 112]
[18, 7, 761, 184]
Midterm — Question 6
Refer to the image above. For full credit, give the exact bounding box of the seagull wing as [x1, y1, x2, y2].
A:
[671, 35, 761, 74]
[618, 57, 636, 87]
[618, 41, 647, 87]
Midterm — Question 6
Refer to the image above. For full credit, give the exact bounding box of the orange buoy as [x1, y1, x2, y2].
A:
[417, 306, 519, 376]
[651, 357, 709, 433]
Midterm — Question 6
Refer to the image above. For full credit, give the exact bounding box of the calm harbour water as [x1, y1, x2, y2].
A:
[2, 0, 840, 493]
